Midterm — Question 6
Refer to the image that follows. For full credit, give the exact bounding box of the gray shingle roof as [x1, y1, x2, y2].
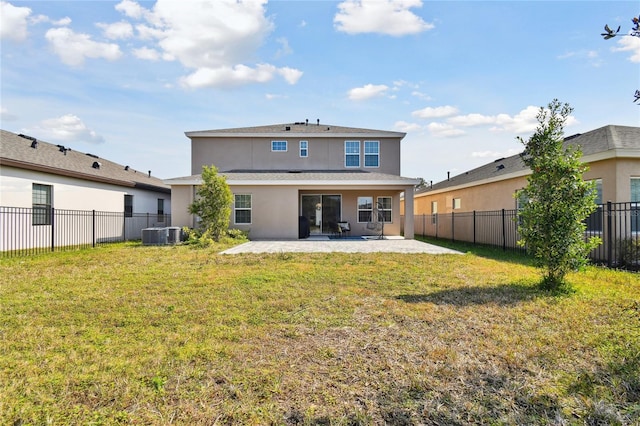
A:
[165, 170, 419, 186]
[416, 124, 640, 194]
[0, 129, 170, 193]
[186, 122, 406, 138]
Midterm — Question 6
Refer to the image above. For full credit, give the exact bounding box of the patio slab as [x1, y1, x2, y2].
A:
[220, 238, 463, 254]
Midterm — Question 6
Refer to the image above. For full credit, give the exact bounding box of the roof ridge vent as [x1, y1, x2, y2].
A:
[18, 134, 36, 142]
[86, 153, 99, 159]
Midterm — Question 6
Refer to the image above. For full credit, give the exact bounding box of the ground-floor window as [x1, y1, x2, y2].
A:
[377, 196, 392, 222]
[301, 194, 341, 235]
[32, 183, 52, 225]
[357, 196, 373, 222]
[234, 194, 252, 224]
[124, 194, 133, 217]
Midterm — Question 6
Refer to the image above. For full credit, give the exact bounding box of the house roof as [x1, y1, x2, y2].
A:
[416, 124, 640, 196]
[0, 129, 170, 193]
[185, 122, 406, 139]
[165, 170, 420, 187]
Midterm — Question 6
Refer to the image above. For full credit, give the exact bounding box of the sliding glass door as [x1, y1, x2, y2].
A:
[301, 194, 341, 235]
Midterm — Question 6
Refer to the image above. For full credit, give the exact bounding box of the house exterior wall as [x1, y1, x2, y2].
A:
[191, 136, 401, 175]
[170, 183, 411, 239]
[414, 175, 527, 215]
[0, 166, 170, 213]
[411, 157, 640, 214]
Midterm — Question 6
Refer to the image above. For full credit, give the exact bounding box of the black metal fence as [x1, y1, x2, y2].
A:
[403, 202, 640, 270]
[0, 206, 171, 257]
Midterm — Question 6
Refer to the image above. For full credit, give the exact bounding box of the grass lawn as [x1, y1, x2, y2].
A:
[1, 241, 639, 425]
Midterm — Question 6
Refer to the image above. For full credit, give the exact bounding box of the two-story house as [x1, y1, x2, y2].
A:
[165, 121, 420, 239]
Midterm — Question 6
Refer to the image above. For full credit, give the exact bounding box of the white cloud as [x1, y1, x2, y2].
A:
[27, 114, 105, 144]
[427, 122, 465, 137]
[30, 14, 71, 26]
[612, 35, 640, 63]
[411, 91, 432, 101]
[394, 120, 423, 132]
[412, 105, 459, 119]
[275, 37, 293, 58]
[117, 0, 302, 88]
[1, 1, 31, 41]
[1, 107, 18, 121]
[180, 64, 277, 89]
[334, 0, 434, 36]
[472, 148, 520, 159]
[447, 113, 498, 127]
[133, 46, 161, 61]
[115, 0, 146, 19]
[277, 67, 304, 85]
[348, 83, 389, 100]
[97, 21, 134, 40]
[45, 27, 122, 66]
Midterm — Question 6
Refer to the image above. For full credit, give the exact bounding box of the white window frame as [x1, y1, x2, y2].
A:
[431, 201, 438, 224]
[299, 140, 308, 158]
[364, 140, 380, 168]
[357, 196, 373, 223]
[32, 183, 52, 226]
[377, 196, 392, 222]
[271, 140, 287, 152]
[453, 198, 461, 210]
[234, 194, 252, 225]
[345, 141, 360, 168]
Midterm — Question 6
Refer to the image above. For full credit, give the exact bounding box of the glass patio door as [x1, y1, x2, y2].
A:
[301, 194, 341, 235]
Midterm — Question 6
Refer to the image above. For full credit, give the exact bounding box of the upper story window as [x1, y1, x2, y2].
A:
[271, 140, 287, 152]
[345, 141, 360, 167]
[32, 183, 52, 226]
[299, 140, 308, 158]
[364, 141, 379, 168]
[453, 198, 461, 210]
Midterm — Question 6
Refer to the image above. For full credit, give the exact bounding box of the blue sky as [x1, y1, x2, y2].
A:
[1, 0, 639, 183]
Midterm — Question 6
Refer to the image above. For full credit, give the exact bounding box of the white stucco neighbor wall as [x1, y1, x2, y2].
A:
[0, 166, 170, 213]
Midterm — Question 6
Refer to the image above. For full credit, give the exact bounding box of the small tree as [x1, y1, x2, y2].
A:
[517, 99, 601, 289]
[188, 165, 233, 241]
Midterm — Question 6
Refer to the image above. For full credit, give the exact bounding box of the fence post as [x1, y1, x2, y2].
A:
[607, 201, 613, 268]
[50, 207, 55, 252]
[92, 210, 96, 248]
[451, 212, 455, 243]
[501, 209, 506, 251]
[435, 214, 438, 239]
[473, 210, 477, 245]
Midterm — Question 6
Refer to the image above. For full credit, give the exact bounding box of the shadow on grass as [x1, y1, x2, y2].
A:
[415, 236, 535, 267]
[396, 282, 540, 306]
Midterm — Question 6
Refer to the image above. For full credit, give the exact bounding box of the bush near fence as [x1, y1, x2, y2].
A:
[403, 202, 639, 270]
[0, 206, 170, 257]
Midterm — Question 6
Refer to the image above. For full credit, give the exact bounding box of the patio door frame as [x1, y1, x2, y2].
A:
[300, 194, 342, 235]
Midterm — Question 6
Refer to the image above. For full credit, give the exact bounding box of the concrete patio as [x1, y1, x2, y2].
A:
[220, 236, 463, 254]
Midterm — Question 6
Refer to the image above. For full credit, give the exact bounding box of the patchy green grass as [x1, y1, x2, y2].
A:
[1, 242, 638, 425]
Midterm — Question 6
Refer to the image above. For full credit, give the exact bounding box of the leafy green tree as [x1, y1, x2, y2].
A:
[517, 99, 601, 289]
[188, 165, 233, 241]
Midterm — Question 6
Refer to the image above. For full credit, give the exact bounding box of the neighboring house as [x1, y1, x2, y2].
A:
[410, 125, 640, 215]
[1, 129, 171, 250]
[165, 121, 420, 239]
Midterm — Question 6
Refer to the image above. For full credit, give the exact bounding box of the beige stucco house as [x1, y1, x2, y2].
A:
[409, 125, 640, 216]
[165, 122, 420, 239]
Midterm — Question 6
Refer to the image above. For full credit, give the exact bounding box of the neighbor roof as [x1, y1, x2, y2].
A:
[0, 129, 170, 193]
[185, 122, 406, 139]
[165, 170, 420, 187]
[416, 124, 640, 195]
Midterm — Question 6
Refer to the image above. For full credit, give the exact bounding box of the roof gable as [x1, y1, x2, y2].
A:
[186, 122, 406, 139]
[416, 124, 640, 195]
[0, 129, 169, 193]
